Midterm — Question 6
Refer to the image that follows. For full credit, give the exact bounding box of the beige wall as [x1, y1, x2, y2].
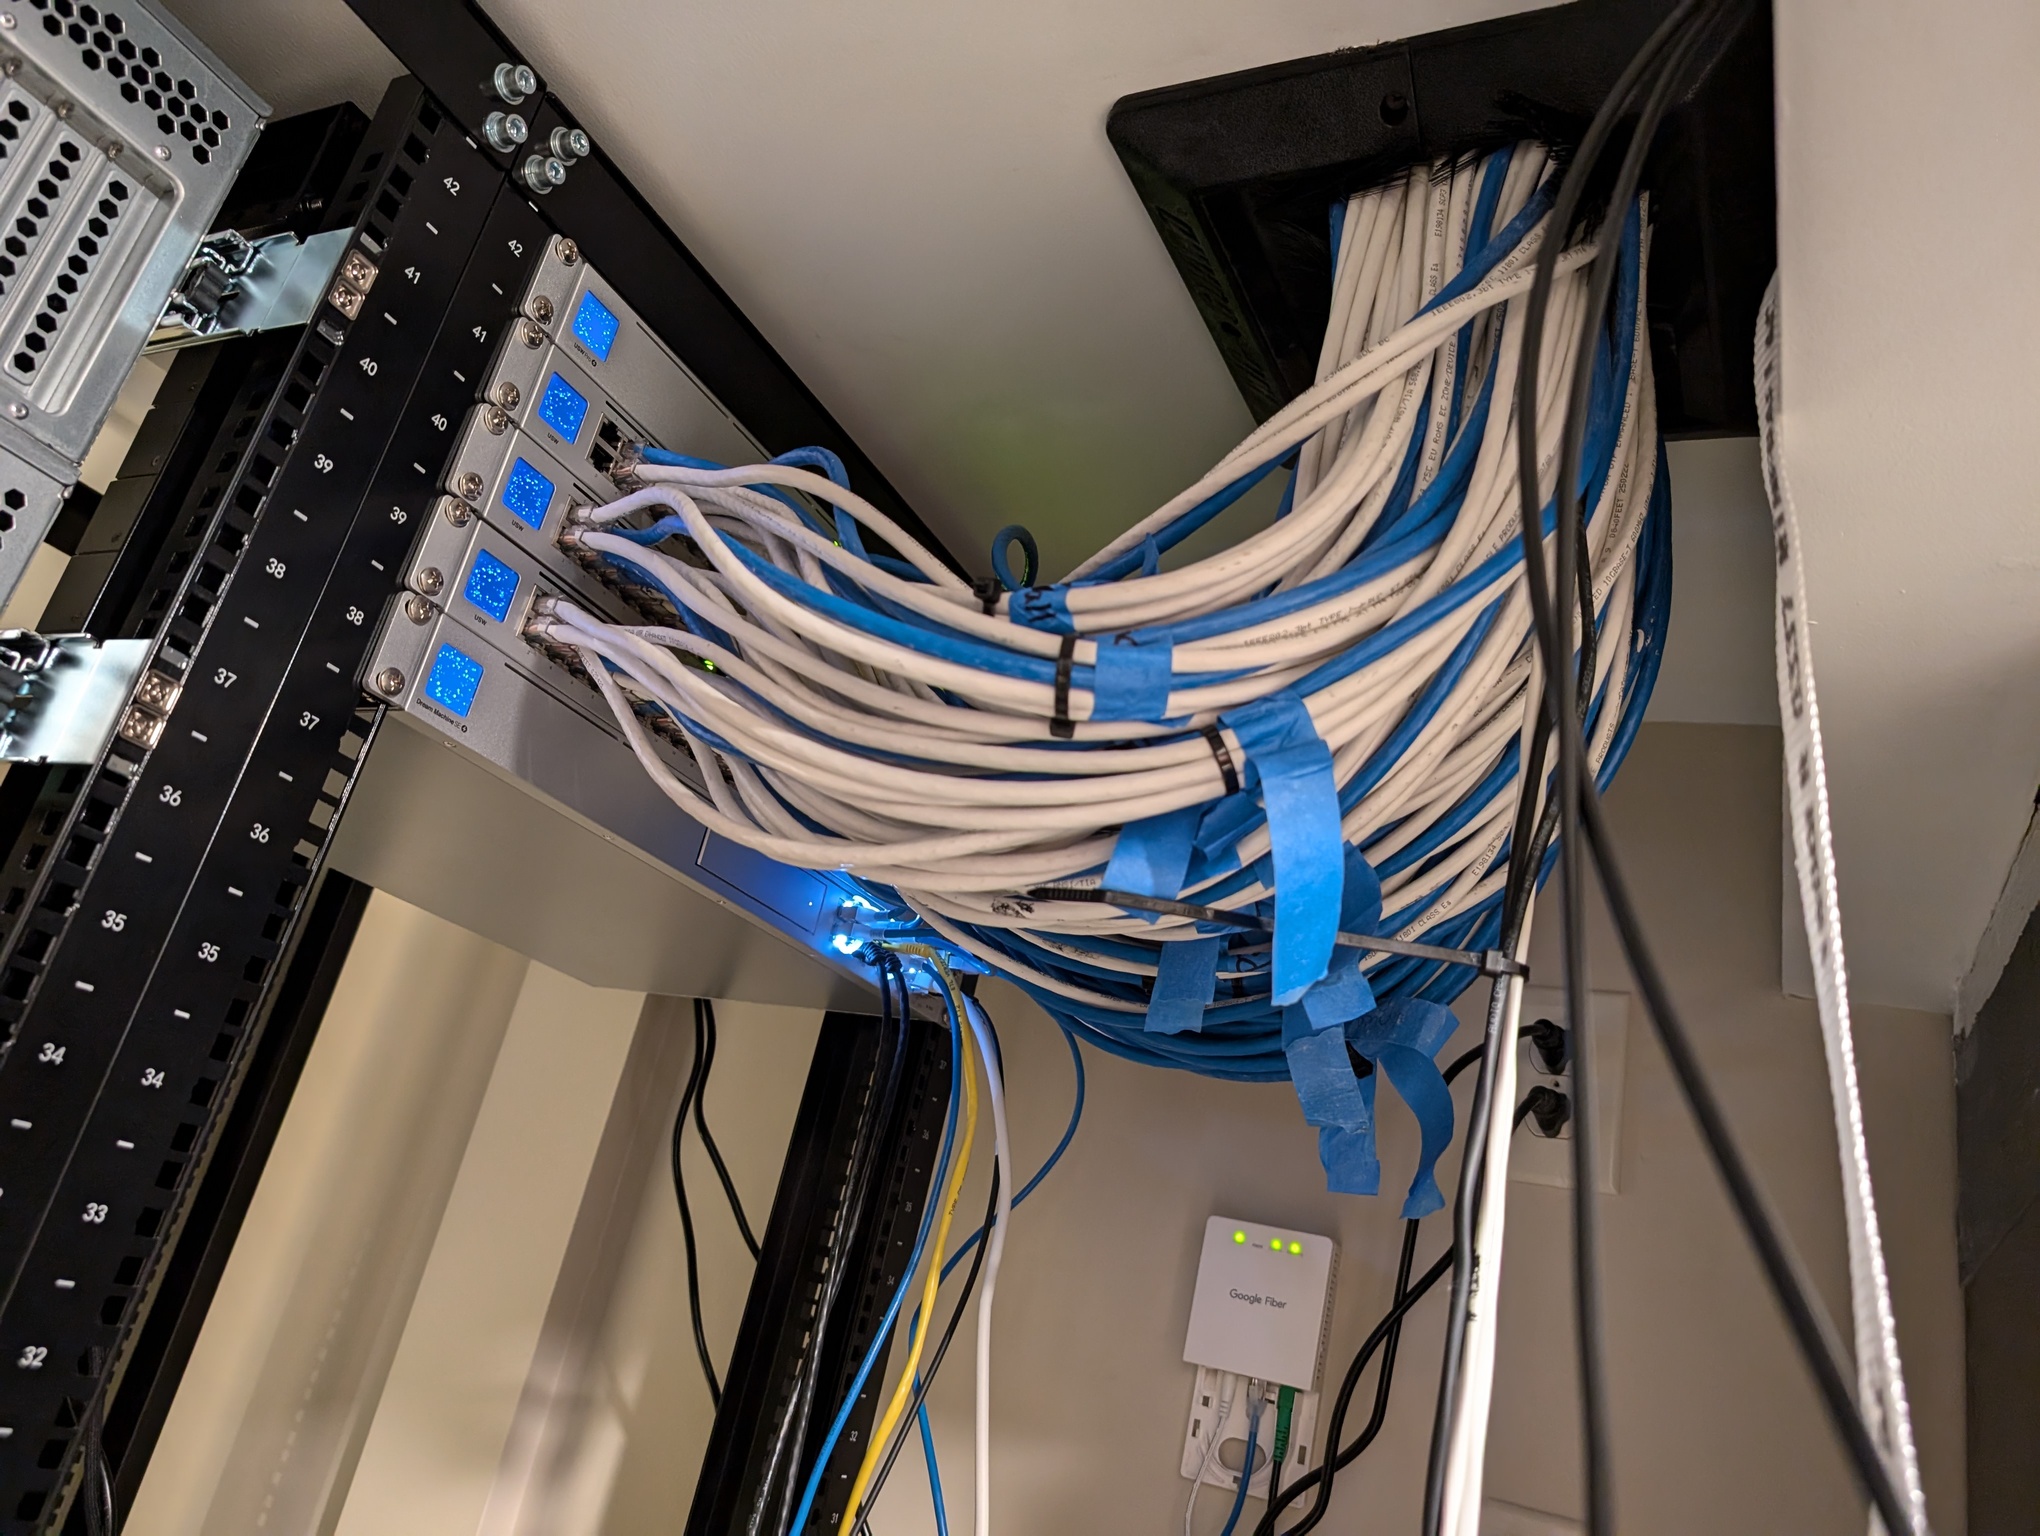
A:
[135, 724, 1966, 1535]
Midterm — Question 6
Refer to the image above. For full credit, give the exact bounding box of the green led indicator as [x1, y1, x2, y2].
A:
[1232, 1230, 1246, 1245]
[1288, 1241, 1303, 1255]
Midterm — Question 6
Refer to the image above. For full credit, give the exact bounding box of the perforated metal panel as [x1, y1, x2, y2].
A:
[0, 0, 263, 615]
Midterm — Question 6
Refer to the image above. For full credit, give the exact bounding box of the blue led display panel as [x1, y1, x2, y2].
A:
[572, 290, 621, 361]
[462, 549, 521, 623]
[500, 456, 554, 530]
[423, 643, 485, 717]
[537, 372, 589, 441]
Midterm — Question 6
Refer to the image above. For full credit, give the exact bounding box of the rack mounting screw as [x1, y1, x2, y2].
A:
[492, 62, 537, 105]
[454, 471, 484, 501]
[483, 111, 528, 153]
[375, 667, 406, 696]
[482, 405, 511, 436]
[4, 403, 24, 421]
[556, 238, 579, 266]
[521, 154, 568, 196]
[518, 318, 545, 349]
[440, 497, 473, 528]
[530, 294, 553, 325]
[403, 594, 433, 624]
[416, 566, 445, 596]
[549, 126, 590, 162]
[491, 380, 520, 410]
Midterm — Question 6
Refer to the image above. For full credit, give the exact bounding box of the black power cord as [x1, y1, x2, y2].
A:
[672, 997, 766, 1407]
[673, 997, 727, 1406]
[694, 999, 760, 1258]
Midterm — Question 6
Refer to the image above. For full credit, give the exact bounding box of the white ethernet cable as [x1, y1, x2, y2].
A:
[1184, 1370, 1244, 1536]
[962, 995, 1013, 1536]
[533, 143, 1669, 1094]
[1438, 913, 1535, 1536]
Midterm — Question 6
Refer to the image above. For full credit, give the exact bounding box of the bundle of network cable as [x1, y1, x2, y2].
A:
[535, 142, 1670, 1203]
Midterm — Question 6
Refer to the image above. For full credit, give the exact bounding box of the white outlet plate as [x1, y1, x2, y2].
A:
[1178, 1367, 1321, 1500]
[1509, 987, 1628, 1194]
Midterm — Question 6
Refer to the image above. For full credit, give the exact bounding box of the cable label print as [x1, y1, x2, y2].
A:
[1755, 276, 1926, 1536]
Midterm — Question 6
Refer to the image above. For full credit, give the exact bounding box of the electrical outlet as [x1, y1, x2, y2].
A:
[1178, 1367, 1322, 1500]
[1509, 987, 1628, 1194]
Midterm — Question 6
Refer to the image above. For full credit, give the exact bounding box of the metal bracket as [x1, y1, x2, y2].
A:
[150, 228, 353, 352]
[0, 630, 151, 765]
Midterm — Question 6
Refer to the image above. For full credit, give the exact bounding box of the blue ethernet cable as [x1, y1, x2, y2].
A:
[1217, 1391, 1266, 1536]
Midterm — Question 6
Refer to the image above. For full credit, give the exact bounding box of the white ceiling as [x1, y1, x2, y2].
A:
[159, 0, 2040, 1016]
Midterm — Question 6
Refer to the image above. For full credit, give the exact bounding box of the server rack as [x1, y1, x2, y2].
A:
[0, 1, 962, 1524]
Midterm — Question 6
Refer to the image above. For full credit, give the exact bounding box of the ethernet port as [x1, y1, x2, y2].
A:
[589, 414, 624, 477]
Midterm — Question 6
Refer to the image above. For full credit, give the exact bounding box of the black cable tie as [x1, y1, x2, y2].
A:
[972, 576, 1004, 615]
[1202, 724, 1240, 795]
[1050, 633, 1077, 739]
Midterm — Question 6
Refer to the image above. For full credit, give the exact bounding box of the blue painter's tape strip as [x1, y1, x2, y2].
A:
[1282, 1005, 1369, 1129]
[1146, 936, 1222, 1035]
[1092, 634, 1173, 722]
[1344, 999, 1460, 1217]
[1104, 804, 1199, 911]
[1301, 952, 1375, 1033]
[1320, 1116, 1382, 1197]
[1223, 692, 1341, 1004]
[1011, 585, 1075, 634]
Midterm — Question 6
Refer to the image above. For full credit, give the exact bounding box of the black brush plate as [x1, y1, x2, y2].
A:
[1107, 0, 1774, 437]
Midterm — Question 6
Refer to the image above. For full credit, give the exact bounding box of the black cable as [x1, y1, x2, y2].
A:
[80, 1345, 112, 1536]
[1542, 15, 1746, 1529]
[1575, 783, 1918, 1535]
[673, 998, 721, 1407]
[850, 1159, 1002, 1535]
[694, 999, 762, 1259]
[1260, 1093, 1539, 1536]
